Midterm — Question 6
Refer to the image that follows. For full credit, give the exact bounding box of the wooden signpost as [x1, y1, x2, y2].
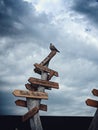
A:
[34, 63, 58, 80]
[13, 44, 60, 130]
[15, 99, 47, 111]
[13, 90, 48, 99]
[28, 77, 59, 89]
[85, 88, 98, 130]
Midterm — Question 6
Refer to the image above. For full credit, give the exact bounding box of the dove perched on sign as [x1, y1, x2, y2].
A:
[50, 43, 60, 53]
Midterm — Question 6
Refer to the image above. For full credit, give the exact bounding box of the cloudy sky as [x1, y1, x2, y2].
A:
[1, 0, 98, 116]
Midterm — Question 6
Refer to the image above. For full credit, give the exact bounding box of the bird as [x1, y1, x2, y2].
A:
[50, 43, 60, 53]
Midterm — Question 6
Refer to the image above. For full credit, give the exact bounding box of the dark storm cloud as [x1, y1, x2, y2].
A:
[72, 0, 98, 26]
[1, 0, 98, 116]
[0, 0, 32, 36]
[0, 79, 11, 87]
[0, 0, 49, 38]
[0, 90, 23, 115]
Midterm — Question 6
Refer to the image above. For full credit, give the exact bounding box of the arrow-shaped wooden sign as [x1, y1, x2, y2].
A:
[28, 77, 59, 89]
[15, 99, 47, 111]
[86, 99, 98, 108]
[40, 51, 57, 66]
[34, 63, 58, 79]
[22, 107, 38, 122]
[92, 89, 98, 96]
[25, 83, 51, 90]
[34, 51, 56, 73]
[15, 99, 27, 107]
[13, 90, 48, 100]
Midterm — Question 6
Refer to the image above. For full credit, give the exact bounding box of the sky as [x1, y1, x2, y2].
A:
[1, 0, 98, 116]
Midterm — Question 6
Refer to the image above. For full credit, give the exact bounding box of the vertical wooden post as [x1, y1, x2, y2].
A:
[85, 89, 98, 130]
[88, 109, 98, 130]
[26, 64, 48, 130]
[26, 51, 57, 130]
[12, 44, 59, 129]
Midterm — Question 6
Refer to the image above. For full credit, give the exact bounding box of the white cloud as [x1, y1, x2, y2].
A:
[30, 0, 63, 14]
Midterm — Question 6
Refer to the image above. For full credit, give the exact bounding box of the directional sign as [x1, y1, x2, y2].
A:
[25, 83, 51, 90]
[22, 107, 38, 122]
[92, 89, 98, 96]
[34, 51, 56, 73]
[28, 77, 59, 89]
[40, 50, 56, 66]
[15, 99, 27, 107]
[15, 99, 47, 111]
[13, 90, 48, 100]
[86, 99, 98, 108]
[34, 63, 58, 78]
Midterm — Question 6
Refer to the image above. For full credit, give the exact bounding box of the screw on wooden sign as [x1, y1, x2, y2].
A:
[28, 77, 59, 89]
[13, 90, 48, 99]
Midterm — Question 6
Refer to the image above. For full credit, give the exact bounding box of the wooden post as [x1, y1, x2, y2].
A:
[88, 109, 98, 130]
[26, 50, 57, 130]
[12, 46, 59, 130]
[15, 99, 47, 111]
[85, 89, 98, 130]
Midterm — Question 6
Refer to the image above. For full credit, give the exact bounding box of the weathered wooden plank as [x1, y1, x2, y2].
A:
[28, 77, 59, 89]
[34, 63, 58, 77]
[12, 90, 48, 100]
[40, 50, 57, 66]
[34, 51, 56, 73]
[86, 99, 98, 108]
[25, 83, 38, 91]
[15, 99, 27, 107]
[15, 99, 47, 111]
[92, 89, 98, 96]
[25, 83, 50, 90]
[22, 107, 38, 122]
[27, 49, 59, 130]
